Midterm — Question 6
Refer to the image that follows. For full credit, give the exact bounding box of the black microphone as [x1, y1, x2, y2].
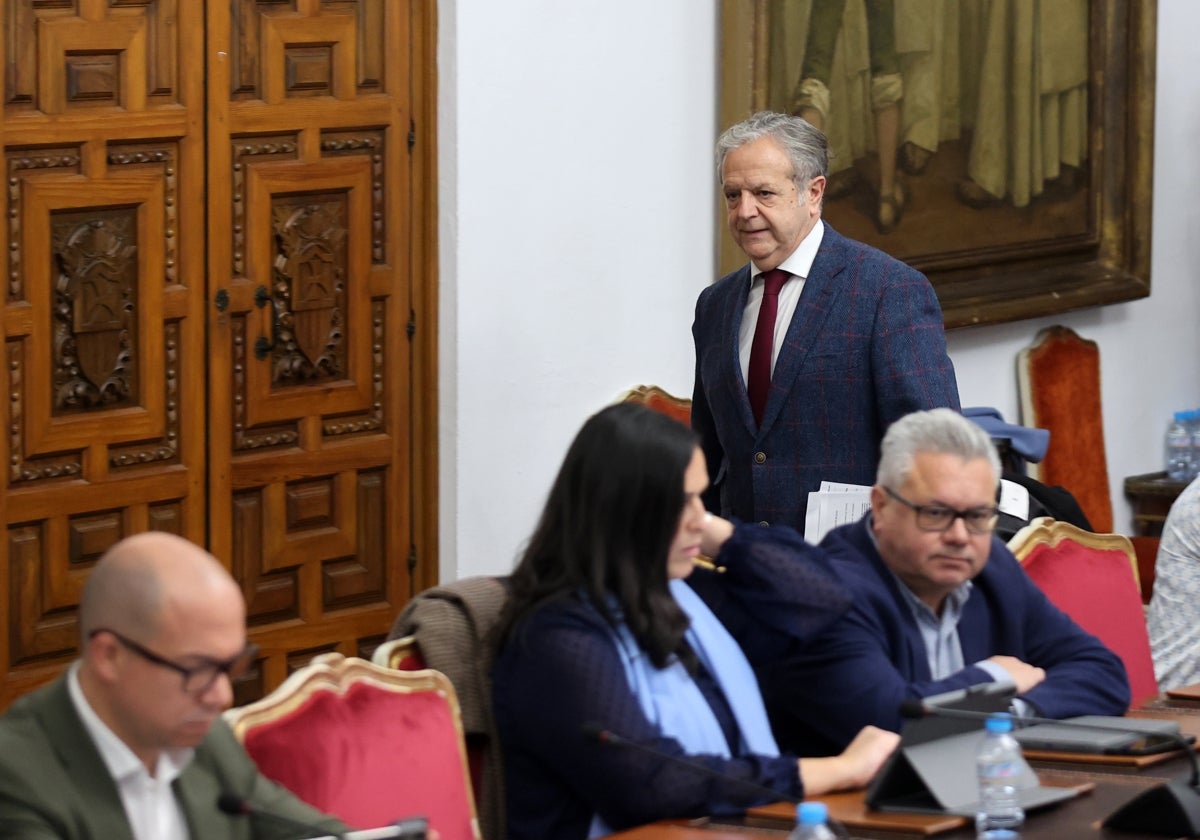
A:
[217, 793, 430, 839]
[899, 700, 1200, 836]
[582, 721, 799, 805]
[218, 792, 347, 839]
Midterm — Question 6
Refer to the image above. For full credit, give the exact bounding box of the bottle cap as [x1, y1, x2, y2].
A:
[797, 800, 828, 825]
[985, 713, 1014, 733]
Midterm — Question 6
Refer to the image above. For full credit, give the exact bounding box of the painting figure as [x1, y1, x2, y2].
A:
[791, 0, 905, 232]
[957, 0, 1089, 209]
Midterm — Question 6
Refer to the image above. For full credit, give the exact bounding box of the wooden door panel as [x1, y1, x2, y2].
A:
[208, 0, 415, 694]
[0, 0, 206, 704]
[0, 0, 432, 708]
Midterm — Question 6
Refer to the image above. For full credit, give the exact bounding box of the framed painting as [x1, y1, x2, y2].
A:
[717, 0, 1156, 329]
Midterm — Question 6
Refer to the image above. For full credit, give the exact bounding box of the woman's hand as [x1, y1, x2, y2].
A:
[699, 513, 734, 560]
[797, 725, 900, 795]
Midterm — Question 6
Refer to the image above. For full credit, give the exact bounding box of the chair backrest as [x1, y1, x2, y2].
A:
[372, 635, 426, 671]
[1008, 518, 1157, 705]
[386, 576, 508, 840]
[224, 653, 481, 840]
[1017, 325, 1113, 531]
[617, 384, 692, 425]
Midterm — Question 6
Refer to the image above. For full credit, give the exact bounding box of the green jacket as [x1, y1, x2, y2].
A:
[0, 675, 348, 839]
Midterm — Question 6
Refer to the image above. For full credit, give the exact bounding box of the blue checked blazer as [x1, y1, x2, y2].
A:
[691, 222, 960, 530]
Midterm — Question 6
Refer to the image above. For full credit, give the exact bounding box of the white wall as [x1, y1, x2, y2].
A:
[441, 0, 1200, 579]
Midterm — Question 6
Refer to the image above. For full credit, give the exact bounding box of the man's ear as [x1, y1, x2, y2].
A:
[84, 632, 122, 682]
[869, 483, 887, 511]
[806, 175, 826, 207]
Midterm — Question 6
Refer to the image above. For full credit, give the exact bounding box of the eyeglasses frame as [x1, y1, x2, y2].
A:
[882, 485, 1000, 535]
[88, 627, 259, 696]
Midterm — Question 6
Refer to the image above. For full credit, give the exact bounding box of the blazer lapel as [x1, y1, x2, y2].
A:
[759, 222, 847, 434]
[175, 759, 245, 840]
[36, 677, 137, 840]
[714, 265, 759, 436]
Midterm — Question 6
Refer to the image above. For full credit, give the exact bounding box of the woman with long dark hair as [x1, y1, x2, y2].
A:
[493, 403, 897, 839]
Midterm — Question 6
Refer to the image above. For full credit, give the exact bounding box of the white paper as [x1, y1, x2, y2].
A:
[804, 483, 872, 544]
[998, 478, 1030, 521]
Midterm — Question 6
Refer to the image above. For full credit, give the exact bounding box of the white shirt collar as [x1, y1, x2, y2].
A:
[750, 218, 825, 283]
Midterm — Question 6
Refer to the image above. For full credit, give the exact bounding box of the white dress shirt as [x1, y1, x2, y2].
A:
[67, 662, 194, 840]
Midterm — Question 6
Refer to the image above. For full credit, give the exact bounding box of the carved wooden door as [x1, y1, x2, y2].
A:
[0, 0, 434, 706]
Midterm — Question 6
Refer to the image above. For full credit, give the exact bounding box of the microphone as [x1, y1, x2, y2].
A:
[217, 793, 428, 839]
[899, 700, 1200, 836]
[581, 721, 799, 805]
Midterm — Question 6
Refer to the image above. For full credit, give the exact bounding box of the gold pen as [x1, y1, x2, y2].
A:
[692, 555, 727, 573]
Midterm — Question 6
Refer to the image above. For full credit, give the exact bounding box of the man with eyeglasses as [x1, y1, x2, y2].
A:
[0, 531, 348, 839]
[757, 408, 1130, 757]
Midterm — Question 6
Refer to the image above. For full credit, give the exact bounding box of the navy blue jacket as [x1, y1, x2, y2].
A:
[759, 518, 1131, 756]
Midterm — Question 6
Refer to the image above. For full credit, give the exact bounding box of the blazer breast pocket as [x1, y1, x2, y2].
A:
[800, 348, 867, 376]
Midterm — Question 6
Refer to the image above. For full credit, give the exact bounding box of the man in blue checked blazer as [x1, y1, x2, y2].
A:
[692, 111, 960, 531]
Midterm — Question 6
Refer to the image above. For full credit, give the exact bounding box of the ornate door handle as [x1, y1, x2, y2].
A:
[253, 285, 277, 360]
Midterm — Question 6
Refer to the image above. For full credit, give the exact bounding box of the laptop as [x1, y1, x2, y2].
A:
[1012, 715, 1193, 755]
[866, 684, 1079, 817]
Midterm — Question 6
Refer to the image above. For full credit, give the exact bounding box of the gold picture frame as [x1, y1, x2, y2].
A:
[718, 0, 1155, 329]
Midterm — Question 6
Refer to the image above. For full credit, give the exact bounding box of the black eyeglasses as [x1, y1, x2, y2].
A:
[883, 486, 999, 535]
[90, 628, 259, 696]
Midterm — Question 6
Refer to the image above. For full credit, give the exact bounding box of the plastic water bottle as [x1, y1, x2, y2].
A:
[789, 801, 837, 840]
[1189, 409, 1200, 480]
[975, 715, 1025, 839]
[1166, 411, 1191, 481]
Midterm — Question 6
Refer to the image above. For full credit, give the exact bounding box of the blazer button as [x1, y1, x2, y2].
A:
[754, 451, 766, 464]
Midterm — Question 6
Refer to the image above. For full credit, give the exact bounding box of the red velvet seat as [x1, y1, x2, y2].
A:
[1008, 518, 1158, 706]
[224, 653, 480, 840]
[373, 635, 426, 671]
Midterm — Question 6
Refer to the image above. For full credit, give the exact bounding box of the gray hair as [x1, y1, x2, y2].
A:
[716, 111, 829, 187]
[877, 408, 1001, 489]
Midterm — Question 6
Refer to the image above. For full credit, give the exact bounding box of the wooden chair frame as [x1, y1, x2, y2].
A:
[1008, 516, 1142, 595]
[371, 635, 424, 671]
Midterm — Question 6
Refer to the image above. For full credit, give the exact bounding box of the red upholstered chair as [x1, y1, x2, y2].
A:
[617, 384, 692, 425]
[224, 653, 480, 840]
[372, 635, 426, 671]
[1008, 518, 1158, 706]
[1017, 325, 1113, 532]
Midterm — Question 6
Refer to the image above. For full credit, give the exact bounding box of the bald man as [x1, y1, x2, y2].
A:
[0, 532, 348, 840]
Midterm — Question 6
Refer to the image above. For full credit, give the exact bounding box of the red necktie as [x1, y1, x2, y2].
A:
[747, 269, 789, 425]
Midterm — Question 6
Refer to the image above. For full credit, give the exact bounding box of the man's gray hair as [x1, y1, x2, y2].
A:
[716, 111, 829, 187]
[877, 408, 1001, 489]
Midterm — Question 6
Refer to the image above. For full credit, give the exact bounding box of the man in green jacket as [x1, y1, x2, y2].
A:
[0, 531, 348, 840]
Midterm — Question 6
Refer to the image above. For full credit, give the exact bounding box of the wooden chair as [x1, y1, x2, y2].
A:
[385, 577, 508, 840]
[1008, 518, 1157, 705]
[617, 384, 692, 425]
[1017, 325, 1113, 532]
[224, 653, 481, 840]
[372, 635, 426, 671]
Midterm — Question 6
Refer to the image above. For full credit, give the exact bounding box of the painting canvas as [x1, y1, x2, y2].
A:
[718, 0, 1155, 329]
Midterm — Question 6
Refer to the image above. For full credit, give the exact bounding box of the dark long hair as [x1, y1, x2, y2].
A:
[497, 403, 699, 669]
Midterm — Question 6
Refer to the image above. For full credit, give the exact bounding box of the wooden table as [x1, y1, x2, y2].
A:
[1124, 471, 1188, 538]
[609, 698, 1200, 840]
